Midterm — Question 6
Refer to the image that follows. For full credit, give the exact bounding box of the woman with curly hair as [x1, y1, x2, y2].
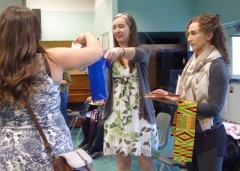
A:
[152, 13, 230, 171]
[0, 6, 102, 171]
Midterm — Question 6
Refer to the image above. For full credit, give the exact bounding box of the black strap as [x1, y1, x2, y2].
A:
[24, 98, 52, 153]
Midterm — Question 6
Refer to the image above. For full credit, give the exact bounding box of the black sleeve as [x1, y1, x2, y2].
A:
[197, 58, 230, 117]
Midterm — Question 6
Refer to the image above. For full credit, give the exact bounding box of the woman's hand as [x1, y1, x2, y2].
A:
[151, 89, 179, 104]
[165, 96, 179, 103]
[73, 32, 89, 48]
[96, 100, 105, 106]
[103, 47, 124, 62]
[87, 96, 92, 102]
[151, 89, 168, 96]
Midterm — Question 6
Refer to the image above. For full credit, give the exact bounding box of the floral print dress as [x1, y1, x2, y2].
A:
[0, 65, 73, 171]
[104, 63, 159, 157]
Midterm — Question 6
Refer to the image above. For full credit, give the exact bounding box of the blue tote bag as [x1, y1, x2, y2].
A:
[87, 57, 109, 101]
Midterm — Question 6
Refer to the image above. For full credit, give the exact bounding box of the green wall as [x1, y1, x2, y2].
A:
[118, 0, 240, 32]
[118, 0, 195, 32]
[195, 0, 240, 23]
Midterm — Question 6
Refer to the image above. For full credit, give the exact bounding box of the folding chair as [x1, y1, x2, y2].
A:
[68, 101, 90, 139]
[68, 111, 82, 132]
[156, 112, 184, 171]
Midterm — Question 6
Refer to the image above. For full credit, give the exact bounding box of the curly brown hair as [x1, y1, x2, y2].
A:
[186, 13, 230, 64]
[0, 6, 47, 108]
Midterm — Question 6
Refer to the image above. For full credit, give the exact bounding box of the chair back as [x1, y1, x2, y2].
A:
[156, 112, 171, 150]
[84, 101, 90, 111]
[79, 101, 90, 116]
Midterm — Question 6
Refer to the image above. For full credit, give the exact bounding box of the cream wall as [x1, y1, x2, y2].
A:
[26, 0, 96, 41]
[94, 0, 117, 49]
[0, 0, 116, 44]
[94, 0, 106, 10]
[26, 0, 109, 11]
[26, 0, 94, 11]
[25, 0, 115, 41]
[94, 0, 114, 36]
[40, 11, 94, 41]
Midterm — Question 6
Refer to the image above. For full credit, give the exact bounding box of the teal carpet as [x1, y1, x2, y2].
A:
[71, 128, 182, 171]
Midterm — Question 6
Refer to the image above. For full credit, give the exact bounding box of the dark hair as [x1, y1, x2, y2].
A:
[186, 13, 229, 64]
[0, 6, 47, 108]
[113, 13, 139, 72]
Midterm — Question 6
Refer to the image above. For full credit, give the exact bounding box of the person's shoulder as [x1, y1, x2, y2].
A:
[211, 57, 229, 76]
[212, 57, 228, 66]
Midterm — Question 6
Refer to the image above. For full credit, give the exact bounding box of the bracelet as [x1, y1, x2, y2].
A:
[120, 47, 125, 57]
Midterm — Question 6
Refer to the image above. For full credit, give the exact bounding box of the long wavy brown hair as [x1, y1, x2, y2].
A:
[0, 6, 47, 109]
[113, 13, 139, 73]
[186, 13, 230, 64]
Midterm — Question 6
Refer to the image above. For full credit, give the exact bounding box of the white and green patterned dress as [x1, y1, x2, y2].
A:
[104, 63, 159, 157]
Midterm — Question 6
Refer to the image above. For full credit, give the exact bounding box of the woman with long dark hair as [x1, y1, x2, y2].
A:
[0, 6, 102, 171]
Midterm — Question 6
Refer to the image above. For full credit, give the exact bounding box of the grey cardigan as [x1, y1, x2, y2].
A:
[104, 44, 156, 124]
[196, 57, 230, 132]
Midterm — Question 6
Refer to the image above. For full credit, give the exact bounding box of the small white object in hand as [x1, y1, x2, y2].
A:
[71, 42, 82, 48]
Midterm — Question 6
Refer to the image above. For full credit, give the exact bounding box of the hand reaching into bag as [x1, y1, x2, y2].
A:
[103, 47, 125, 62]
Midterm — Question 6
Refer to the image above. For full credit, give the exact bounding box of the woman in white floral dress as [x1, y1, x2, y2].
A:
[0, 6, 102, 171]
[103, 13, 159, 171]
